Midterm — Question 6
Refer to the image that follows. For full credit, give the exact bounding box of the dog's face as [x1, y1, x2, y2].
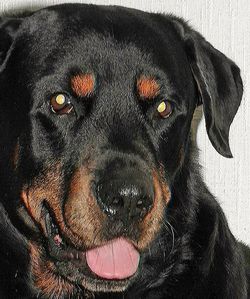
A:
[0, 4, 242, 297]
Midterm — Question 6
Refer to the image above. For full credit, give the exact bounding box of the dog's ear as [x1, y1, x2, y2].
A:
[173, 19, 243, 158]
[185, 31, 243, 158]
[0, 17, 23, 67]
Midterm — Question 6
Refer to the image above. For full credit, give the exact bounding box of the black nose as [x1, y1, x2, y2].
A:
[96, 176, 154, 222]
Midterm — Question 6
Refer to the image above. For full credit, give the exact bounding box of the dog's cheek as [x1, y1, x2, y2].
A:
[19, 164, 74, 241]
[64, 166, 106, 248]
[29, 242, 75, 298]
[20, 166, 62, 230]
[137, 170, 171, 250]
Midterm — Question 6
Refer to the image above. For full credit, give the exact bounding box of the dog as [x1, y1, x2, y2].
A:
[0, 3, 249, 298]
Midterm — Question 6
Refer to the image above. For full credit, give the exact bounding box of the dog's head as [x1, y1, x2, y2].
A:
[0, 4, 243, 297]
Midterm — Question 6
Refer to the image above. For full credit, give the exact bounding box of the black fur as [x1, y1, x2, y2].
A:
[0, 4, 249, 299]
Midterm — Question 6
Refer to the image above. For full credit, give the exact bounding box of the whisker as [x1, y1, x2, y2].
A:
[162, 220, 175, 257]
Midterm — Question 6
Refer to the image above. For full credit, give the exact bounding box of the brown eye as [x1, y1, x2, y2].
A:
[50, 94, 73, 115]
[157, 100, 173, 118]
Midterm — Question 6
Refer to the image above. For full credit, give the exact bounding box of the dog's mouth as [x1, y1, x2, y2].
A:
[43, 204, 140, 293]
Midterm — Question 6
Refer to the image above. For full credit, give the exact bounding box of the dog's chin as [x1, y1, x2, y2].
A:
[49, 250, 134, 293]
[54, 259, 133, 293]
[41, 204, 138, 293]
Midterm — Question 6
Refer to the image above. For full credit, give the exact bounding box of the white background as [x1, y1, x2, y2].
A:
[1, 0, 249, 244]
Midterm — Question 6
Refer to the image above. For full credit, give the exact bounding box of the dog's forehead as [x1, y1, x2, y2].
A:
[18, 5, 181, 63]
[21, 4, 155, 39]
[15, 4, 194, 99]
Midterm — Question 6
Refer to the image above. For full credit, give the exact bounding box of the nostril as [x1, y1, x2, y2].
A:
[137, 195, 153, 219]
[111, 196, 124, 208]
[136, 199, 143, 208]
[137, 195, 153, 209]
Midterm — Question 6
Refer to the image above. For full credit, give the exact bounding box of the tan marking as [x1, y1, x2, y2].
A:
[20, 164, 83, 248]
[71, 73, 95, 97]
[137, 169, 171, 250]
[22, 159, 171, 294]
[23, 162, 107, 295]
[30, 243, 74, 298]
[64, 166, 106, 247]
[137, 76, 160, 99]
[20, 165, 62, 230]
[20, 161, 105, 249]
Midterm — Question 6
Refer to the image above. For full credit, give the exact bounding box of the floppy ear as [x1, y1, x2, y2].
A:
[0, 17, 23, 67]
[183, 29, 243, 158]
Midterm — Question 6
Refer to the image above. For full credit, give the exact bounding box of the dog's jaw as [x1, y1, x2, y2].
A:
[20, 166, 170, 297]
[29, 241, 136, 297]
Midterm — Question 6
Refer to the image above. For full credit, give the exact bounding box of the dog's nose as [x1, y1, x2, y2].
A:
[96, 177, 154, 222]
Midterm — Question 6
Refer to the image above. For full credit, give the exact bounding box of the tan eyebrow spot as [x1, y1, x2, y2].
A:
[71, 73, 95, 97]
[137, 76, 160, 99]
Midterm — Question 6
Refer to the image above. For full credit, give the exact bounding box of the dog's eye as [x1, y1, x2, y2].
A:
[50, 94, 74, 115]
[157, 100, 173, 118]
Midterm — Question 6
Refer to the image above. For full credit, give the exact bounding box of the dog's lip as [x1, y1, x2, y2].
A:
[42, 203, 139, 291]
[43, 204, 86, 262]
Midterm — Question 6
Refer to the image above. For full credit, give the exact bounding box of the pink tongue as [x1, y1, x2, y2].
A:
[86, 238, 140, 280]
